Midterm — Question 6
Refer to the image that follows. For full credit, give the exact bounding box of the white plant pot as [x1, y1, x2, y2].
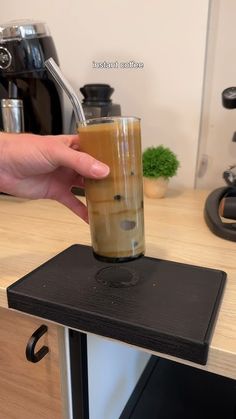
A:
[143, 177, 169, 199]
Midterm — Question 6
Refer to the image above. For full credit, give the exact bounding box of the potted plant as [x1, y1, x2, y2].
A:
[142, 145, 180, 198]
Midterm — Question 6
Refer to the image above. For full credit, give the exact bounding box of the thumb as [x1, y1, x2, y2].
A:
[52, 145, 110, 179]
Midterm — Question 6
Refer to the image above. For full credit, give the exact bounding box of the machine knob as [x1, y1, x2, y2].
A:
[0, 46, 12, 70]
[222, 87, 236, 109]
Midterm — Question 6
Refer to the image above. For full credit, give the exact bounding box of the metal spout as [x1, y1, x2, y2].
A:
[1, 98, 25, 133]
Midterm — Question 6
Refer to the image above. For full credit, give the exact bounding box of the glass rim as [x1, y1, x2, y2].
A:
[78, 116, 140, 127]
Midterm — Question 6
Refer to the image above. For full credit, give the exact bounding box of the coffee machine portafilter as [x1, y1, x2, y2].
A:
[0, 20, 63, 134]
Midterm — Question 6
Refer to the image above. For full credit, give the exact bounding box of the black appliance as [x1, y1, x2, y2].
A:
[204, 87, 236, 241]
[0, 19, 63, 134]
[70, 83, 121, 133]
[80, 83, 121, 119]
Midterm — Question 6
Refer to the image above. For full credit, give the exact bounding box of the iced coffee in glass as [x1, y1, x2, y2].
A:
[78, 116, 145, 262]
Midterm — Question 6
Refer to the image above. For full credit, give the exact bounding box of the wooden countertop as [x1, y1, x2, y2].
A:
[1, 190, 236, 379]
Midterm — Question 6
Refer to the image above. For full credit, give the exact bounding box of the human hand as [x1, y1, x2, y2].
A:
[0, 133, 110, 222]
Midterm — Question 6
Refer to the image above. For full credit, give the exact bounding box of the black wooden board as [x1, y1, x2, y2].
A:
[7, 244, 226, 364]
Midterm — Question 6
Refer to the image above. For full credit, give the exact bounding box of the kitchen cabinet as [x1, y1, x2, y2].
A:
[0, 306, 65, 419]
[120, 357, 236, 419]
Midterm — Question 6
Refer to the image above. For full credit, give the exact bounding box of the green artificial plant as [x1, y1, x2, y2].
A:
[142, 145, 180, 179]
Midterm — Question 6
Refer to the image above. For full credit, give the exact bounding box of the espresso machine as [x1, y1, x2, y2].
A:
[204, 87, 236, 241]
[0, 20, 63, 134]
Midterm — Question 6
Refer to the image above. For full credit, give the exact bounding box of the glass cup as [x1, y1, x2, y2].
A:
[78, 116, 145, 262]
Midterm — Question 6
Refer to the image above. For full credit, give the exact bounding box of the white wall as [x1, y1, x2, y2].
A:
[1, 0, 209, 188]
[196, 0, 236, 189]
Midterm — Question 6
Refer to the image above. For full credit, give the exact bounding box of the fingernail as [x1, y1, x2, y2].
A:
[91, 161, 110, 177]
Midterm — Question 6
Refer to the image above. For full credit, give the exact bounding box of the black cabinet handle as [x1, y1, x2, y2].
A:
[26, 324, 49, 363]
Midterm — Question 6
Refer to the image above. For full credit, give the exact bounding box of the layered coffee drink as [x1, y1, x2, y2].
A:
[78, 117, 145, 262]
